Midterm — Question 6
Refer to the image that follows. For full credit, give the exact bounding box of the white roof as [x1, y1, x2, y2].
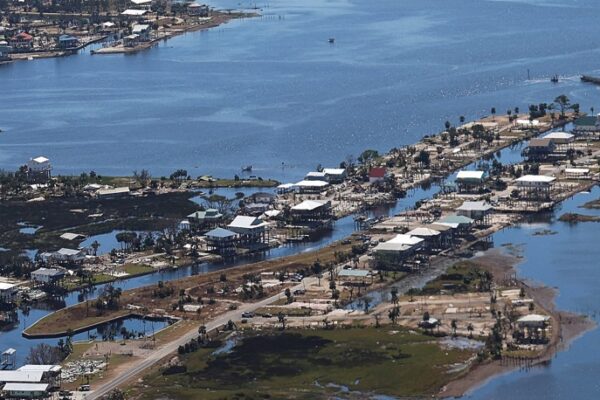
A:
[60, 232, 85, 241]
[57, 248, 81, 256]
[97, 187, 130, 196]
[132, 24, 150, 33]
[516, 175, 556, 183]
[516, 119, 540, 126]
[291, 200, 326, 211]
[457, 201, 493, 212]
[437, 221, 459, 229]
[294, 180, 329, 188]
[323, 168, 345, 175]
[121, 9, 147, 15]
[277, 183, 295, 189]
[565, 168, 589, 174]
[373, 242, 412, 252]
[543, 132, 574, 140]
[0, 282, 15, 290]
[406, 227, 441, 237]
[131, 0, 152, 4]
[31, 156, 49, 164]
[263, 210, 281, 218]
[517, 314, 550, 323]
[0, 370, 45, 382]
[102, 21, 116, 27]
[387, 234, 424, 246]
[305, 171, 326, 178]
[456, 170, 484, 180]
[17, 365, 61, 373]
[228, 216, 266, 229]
[2, 383, 48, 392]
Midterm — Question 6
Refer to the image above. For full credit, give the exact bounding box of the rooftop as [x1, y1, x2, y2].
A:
[205, 227, 237, 239]
[291, 200, 327, 211]
[338, 269, 370, 278]
[456, 170, 484, 180]
[406, 227, 441, 237]
[228, 216, 266, 229]
[516, 175, 556, 184]
[456, 201, 493, 212]
[1, 383, 49, 392]
[542, 131, 574, 140]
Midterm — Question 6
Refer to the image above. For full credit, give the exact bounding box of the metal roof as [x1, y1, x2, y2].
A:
[387, 234, 424, 246]
[457, 201, 493, 212]
[204, 227, 237, 239]
[456, 170, 484, 180]
[543, 131, 574, 140]
[407, 227, 441, 237]
[294, 180, 329, 187]
[0, 370, 45, 382]
[515, 175, 556, 183]
[291, 200, 326, 211]
[32, 268, 65, 277]
[17, 365, 61, 373]
[2, 383, 48, 392]
[373, 242, 412, 252]
[322, 168, 346, 175]
[0, 282, 15, 290]
[338, 269, 370, 278]
[228, 216, 266, 229]
[439, 215, 474, 225]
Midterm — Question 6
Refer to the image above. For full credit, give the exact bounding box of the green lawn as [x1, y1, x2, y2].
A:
[132, 327, 474, 399]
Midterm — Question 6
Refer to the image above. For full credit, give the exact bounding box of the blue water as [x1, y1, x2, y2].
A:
[3, 0, 600, 181]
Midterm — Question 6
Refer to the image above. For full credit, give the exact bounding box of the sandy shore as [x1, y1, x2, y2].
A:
[440, 248, 596, 398]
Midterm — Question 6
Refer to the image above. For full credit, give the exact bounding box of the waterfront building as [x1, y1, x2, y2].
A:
[456, 201, 493, 224]
[227, 216, 269, 250]
[187, 209, 223, 229]
[204, 227, 237, 256]
[124, 34, 140, 47]
[0, 383, 49, 399]
[9, 32, 33, 51]
[0, 283, 17, 304]
[322, 168, 347, 183]
[337, 269, 371, 286]
[515, 175, 556, 201]
[542, 131, 574, 145]
[564, 168, 591, 179]
[26, 156, 51, 183]
[573, 115, 600, 138]
[372, 242, 414, 269]
[57, 35, 78, 49]
[0, 42, 11, 61]
[293, 180, 329, 194]
[455, 170, 485, 193]
[524, 138, 556, 161]
[289, 200, 333, 229]
[304, 171, 327, 181]
[406, 226, 442, 252]
[30, 268, 65, 285]
[187, 2, 210, 16]
[437, 215, 474, 235]
[131, 24, 152, 41]
[247, 192, 275, 205]
[121, 9, 148, 17]
[130, 0, 153, 10]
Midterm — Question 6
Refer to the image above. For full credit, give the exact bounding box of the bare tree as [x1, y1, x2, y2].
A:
[26, 343, 63, 364]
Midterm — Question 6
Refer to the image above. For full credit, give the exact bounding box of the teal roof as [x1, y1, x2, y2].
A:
[439, 215, 474, 224]
[574, 116, 597, 126]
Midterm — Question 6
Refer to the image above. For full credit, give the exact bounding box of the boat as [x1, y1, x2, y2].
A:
[550, 74, 559, 83]
[241, 165, 252, 172]
[328, 38, 335, 44]
[581, 75, 600, 85]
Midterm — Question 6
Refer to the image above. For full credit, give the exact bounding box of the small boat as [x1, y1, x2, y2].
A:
[328, 38, 335, 44]
[241, 165, 252, 172]
[550, 74, 559, 83]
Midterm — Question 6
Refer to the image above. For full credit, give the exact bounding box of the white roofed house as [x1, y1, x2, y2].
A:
[187, 208, 223, 230]
[26, 156, 51, 183]
[373, 234, 425, 270]
[406, 226, 444, 253]
[515, 175, 556, 201]
[131, 24, 152, 41]
[456, 201, 493, 224]
[289, 200, 333, 231]
[227, 216, 269, 251]
[322, 168, 347, 183]
[455, 170, 485, 193]
[516, 314, 551, 343]
[293, 180, 329, 194]
[0, 283, 17, 305]
[31, 268, 66, 286]
[130, 0, 153, 9]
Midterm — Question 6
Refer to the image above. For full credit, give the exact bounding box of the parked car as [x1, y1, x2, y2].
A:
[261, 313, 273, 318]
[242, 311, 255, 318]
[79, 385, 90, 392]
[293, 289, 306, 295]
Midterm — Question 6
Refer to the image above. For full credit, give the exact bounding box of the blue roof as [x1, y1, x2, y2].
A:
[205, 227, 237, 238]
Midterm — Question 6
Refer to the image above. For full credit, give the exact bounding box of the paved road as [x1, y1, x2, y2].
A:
[86, 279, 310, 399]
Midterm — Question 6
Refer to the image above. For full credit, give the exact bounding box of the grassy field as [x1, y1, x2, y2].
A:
[411, 261, 489, 295]
[129, 327, 474, 399]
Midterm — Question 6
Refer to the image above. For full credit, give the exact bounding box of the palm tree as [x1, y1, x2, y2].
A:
[91, 240, 100, 257]
[459, 115, 465, 125]
[451, 319, 457, 337]
[390, 287, 399, 305]
[467, 323, 474, 338]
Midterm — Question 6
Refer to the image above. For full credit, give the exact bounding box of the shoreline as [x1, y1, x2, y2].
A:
[440, 247, 597, 398]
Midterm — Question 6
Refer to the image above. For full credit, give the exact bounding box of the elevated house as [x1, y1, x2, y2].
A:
[455, 170, 485, 193]
[322, 168, 347, 183]
[373, 234, 424, 270]
[437, 215, 474, 235]
[542, 131, 574, 146]
[204, 227, 237, 256]
[0, 41, 12, 61]
[456, 201, 493, 224]
[0, 283, 17, 305]
[406, 226, 443, 252]
[1, 382, 49, 399]
[305, 171, 327, 181]
[131, 24, 151, 41]
[573, 115, 600, 138]
[31, 268, 65, 285]
[243, 192, 276, 215]
[187, 2, 210, 16]
[227, 216, 269, 250]
[96, 187, 130, 198]
[293, 180, 329, 194]
[57, 34, 78, 49]
[187, 208, 223, 230]
[26, 156, 51, 183]
[40, 248, 85, 266]
[524, 138, 556, 161]
[247, 192, 275, 205]
[289, 200, 333, 230]
[515, 175, 556, 201]
[9, 32, 33, 51]
[123, 34, 140, 47]
[337, 269, 371, 287]
[565, 168, 591, 180]
[130, 0, 153, 9]
[121, 9, 148, 18]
